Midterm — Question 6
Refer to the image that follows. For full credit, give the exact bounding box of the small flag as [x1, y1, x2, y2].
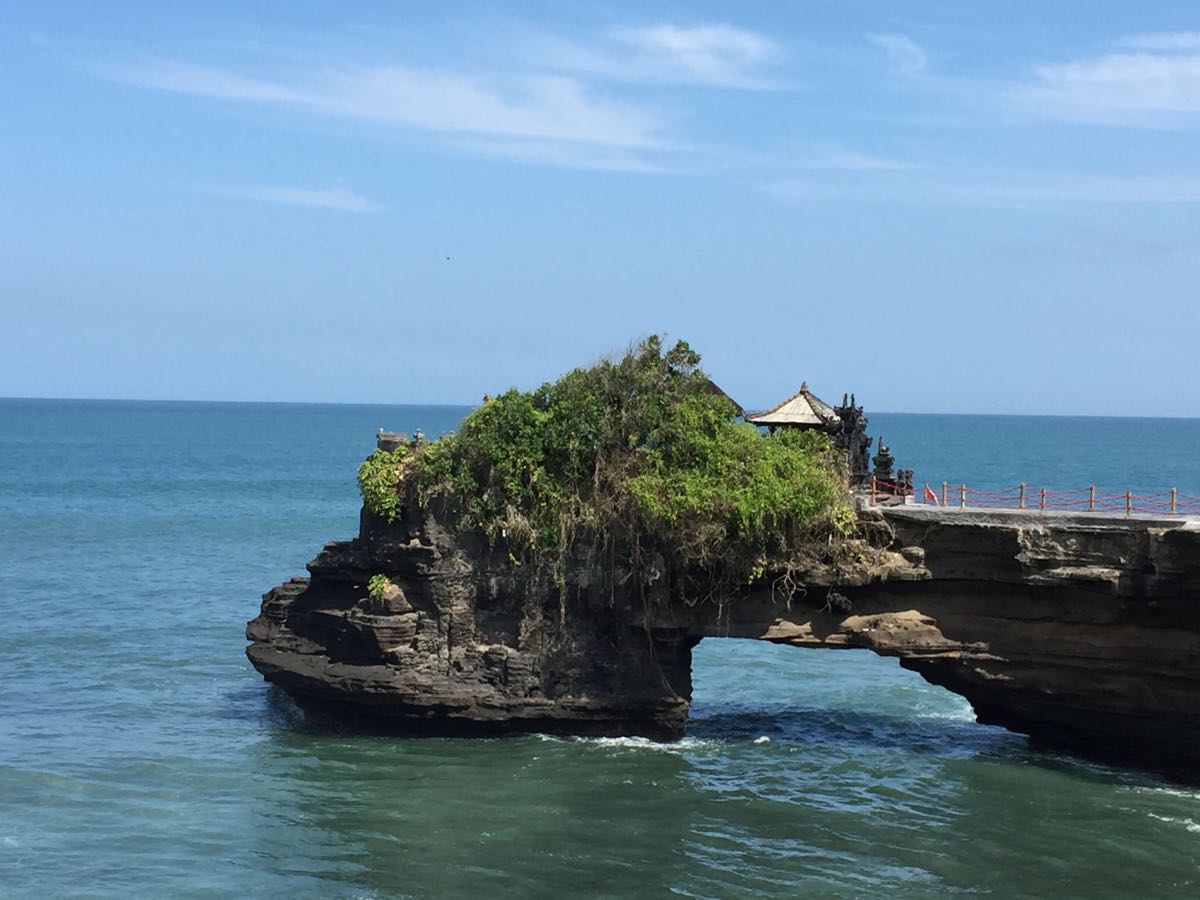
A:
[923, 484, 939, 505]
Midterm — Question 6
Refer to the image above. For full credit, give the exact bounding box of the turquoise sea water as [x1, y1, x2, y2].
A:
[2, 399, 1200, 898]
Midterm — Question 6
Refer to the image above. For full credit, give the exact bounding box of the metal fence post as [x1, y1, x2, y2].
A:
[1018, 483, 1025, 510]
[959, 484, 966, 509]
[1171, 488, 1178, 515]
[1125, 491, 1133, 517]
[1088, 486, 1096, 512]
[941, 481, 948, 507]
[1039, 488, 1047, 512]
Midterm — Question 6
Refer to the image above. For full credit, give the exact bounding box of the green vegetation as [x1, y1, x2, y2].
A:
[358, 336, 853, 601]
[357, 447, 410, 523]
[367, 574, 392, 601]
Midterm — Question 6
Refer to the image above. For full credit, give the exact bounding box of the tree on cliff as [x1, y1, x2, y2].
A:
[358, 336, 855, 604]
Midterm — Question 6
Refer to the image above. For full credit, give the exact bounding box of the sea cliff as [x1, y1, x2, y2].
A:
[248, 493, 1200, 777]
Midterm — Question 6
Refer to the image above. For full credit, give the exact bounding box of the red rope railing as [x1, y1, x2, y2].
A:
[869, 476, 1200, 517]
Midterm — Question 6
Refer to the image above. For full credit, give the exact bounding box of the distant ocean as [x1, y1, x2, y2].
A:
[2, 398, 1199, 898]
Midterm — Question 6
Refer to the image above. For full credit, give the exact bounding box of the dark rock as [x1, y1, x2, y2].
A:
[247, 499, 1200, 778]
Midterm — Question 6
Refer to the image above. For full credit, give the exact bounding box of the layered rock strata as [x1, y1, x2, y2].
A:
[248, 499, 1200, 776]
[247, 505, 698, 738]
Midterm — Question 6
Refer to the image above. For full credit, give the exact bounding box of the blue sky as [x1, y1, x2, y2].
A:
[2, 2, 1198, 415]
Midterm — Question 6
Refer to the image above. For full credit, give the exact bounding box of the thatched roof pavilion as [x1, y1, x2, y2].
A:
[744, 382, 838, 429]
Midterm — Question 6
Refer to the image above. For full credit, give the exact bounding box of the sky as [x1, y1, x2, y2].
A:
[2, 2, 1198, 415]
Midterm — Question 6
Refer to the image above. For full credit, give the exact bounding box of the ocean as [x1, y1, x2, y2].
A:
[2, 399, 1199, 898]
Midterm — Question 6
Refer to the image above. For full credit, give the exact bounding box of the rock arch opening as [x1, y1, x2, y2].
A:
[686, 637, 981, 748]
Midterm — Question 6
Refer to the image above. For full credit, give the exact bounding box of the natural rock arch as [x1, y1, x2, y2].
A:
[248, 502, 1200, 778]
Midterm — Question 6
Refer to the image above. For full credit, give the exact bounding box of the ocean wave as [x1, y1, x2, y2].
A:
[910, 705, 977, 722]
[1128, 785, 1200, 801]
[1148, 813, 1200, 833]
[570, 735, 719, 753]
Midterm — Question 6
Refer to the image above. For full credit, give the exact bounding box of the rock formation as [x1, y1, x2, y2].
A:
[248, 495, 1200, 777]
[247, 502, 700, 739]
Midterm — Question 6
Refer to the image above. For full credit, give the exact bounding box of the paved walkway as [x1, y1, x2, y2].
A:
[868, 500, 1200, 528]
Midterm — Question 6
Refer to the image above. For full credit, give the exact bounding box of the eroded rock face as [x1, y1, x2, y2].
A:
[247, 505, 697, 739]
[656, 507, 1200, 776]
[247, 501, 1200, 777]
[890, 508, 1200, 774]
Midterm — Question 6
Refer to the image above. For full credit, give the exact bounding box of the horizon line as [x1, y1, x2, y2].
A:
[2, 395, 1199, 421]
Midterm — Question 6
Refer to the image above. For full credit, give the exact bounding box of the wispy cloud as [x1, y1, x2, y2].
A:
[207, 184, 379, 212]
[867, 33, 927, 77]
[95, 22, 796, 172]
[99, 56, 668, 168]
[527, 22, 783, 89]
[606, 24, 780, 87]
[1012, 34, 1200, 125]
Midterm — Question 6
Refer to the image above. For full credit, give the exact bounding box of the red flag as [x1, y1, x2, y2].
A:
[923, 484, 939, 505]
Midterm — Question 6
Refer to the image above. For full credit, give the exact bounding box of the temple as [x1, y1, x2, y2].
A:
[744, 383, 877, 487]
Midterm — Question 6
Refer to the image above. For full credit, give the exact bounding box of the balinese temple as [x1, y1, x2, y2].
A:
[745, 383, 908, 492]
[744, 382, 839, 431]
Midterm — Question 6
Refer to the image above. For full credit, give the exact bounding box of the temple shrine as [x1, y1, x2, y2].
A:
[744, 383, 911, 495]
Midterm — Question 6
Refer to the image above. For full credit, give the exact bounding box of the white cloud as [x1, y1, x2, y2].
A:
[102, 57, 665, 152]
[208, 185, 379, 212]
[867, 33, 927, 77]
[1014, 40, 1200, 124]
[95, 23, 782, 174]
[524, 22, 782, 89]
[604, 24, 779, 88]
